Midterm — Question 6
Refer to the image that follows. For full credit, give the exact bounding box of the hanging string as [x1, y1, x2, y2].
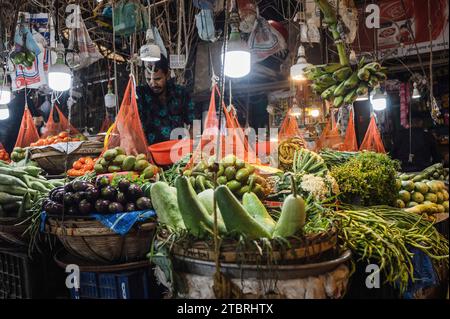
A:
[427, 0, 433, 107]
[112, 0, 119, 116]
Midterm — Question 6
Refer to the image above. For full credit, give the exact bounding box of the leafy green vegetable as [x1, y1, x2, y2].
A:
[330, 151, 400, 206]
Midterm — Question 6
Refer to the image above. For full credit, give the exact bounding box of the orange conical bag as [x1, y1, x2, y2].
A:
[41, 104, 79, 138]
[315, 109, 344, 151]
[359, 115, 386, 153]
[105, 77, 149, 156]
[340, 110, 358, 151]
[15, 108, 40, 147]
[99, 115, 114, 133]
[55, 105, 80, 135]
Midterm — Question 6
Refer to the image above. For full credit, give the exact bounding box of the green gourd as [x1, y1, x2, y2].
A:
[273, 175, 306, 238]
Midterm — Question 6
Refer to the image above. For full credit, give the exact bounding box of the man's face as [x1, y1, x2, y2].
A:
[145, 69, 168, 95]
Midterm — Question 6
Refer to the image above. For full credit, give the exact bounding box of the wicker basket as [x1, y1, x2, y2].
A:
[164, 227, 338, 265]
[46, 218, 156, 264]
[29, 141, 103, 175]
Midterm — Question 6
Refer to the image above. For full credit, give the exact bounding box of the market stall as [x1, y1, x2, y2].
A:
[0, 0, 448, 301]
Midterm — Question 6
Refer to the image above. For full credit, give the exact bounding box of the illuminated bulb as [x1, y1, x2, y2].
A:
[140, 29, 161, 62]
[222, 30, 251, 78]
[310, 109, 320, 117]
[355, 92, 369, 101]
[290, 45, 311, 81]
[0, 85, 11, 105]
[371, 87, 387, 111]
[104, 83, 116, 109]
[48, 43, 72, 92]
[412, 82, 421, 99]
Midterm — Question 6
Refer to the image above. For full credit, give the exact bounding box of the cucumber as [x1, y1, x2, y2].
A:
[197, 189, 227, 234]
[175, 177, 217, 238]
[242, 192, 276, 234]
[215, 185, 272, 239]
[150, 182, 185, 230]
[0, 192, 23, 205]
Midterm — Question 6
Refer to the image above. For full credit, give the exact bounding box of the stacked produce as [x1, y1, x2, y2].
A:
[278, 137, 306, 170]
[151, 176, 305, 240]
[335, 204, 449, 294]
[396, 163, 449, 216]
[305, 60, 387, 107]
[308, 0, 387, 107]
[67, 157, 96, 177]
[293, 148, 328, 176]
[43, 177, 152, 216]
[29, 132, 85, 147]
[0, 162, 63, 218]
[330, 151, 400, 206]
[183, 155, 267, 199]
[94, 147, 158, 179]
[10, 147, 27, 162]
[319, 149, 358, 168]
[0, 148, 10, 162]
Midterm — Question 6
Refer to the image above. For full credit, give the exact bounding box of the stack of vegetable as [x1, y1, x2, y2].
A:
[330, 151, 400, 206]
[307, 0, 387, 107]
[0, 148, 10, 162]
[94, 147, 158, 179]
[0, 162, 63, 218]
[29, 132, 85, 147]
[278, 138, 307, 170]
[183, 155, 267, 199]
[67, 157, 96, 177]
[10, 147, 27, 163]
[151, 175, 306, 240]
[396, 180, 448, 215]
[319, 149, 358, 168]
[335, 204, 449, 294]
[43, 177, 152, 216]
[305, 60, 387, 107]
[397, 163, 449, 184]
[293, 148, 328, 176]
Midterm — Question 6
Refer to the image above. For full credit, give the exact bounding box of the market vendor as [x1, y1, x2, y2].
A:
[137, 55, 198, 145]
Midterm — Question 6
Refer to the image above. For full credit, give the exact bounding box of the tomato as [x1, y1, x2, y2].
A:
[59, 132, 69, 139]
[73, 161, 83, 170]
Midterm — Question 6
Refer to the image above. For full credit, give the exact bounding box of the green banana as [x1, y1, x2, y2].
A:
[344, 89, 358, 104]
[368, 75, 379, 88]
[323, 63, 345, 73]
[333, 95, 344, 107]
[375, 71, 387, 81]
[332, 67, 352, 81]
[321, 85, 337, 100]
[333, 81, 348, 97]
[357, 68, 371, 81]
[343, 72, 359, 90]
[356, 83, 369, 96]
[317, 74, 337, 87]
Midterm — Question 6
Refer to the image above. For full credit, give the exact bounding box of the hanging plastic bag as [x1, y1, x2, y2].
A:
[105, 77, 149, 156]
[67, 5, 103, 70]
[340, 109, 358, 151]
[360, 115, 386, 153]
[248, 15, 287, 63]
[113, 0, 146, 37]
[15, 107, 40, 148]
[99, 115, 114, 133]
[196, 9, 218, 42]
[316, 110, 344, 151]
[152, 26, 168, 58]
[41, 104, 80, 138]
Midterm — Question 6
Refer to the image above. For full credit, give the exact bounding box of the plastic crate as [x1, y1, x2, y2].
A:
[70, 267, 157, 299]
[0, 250, 33, 299]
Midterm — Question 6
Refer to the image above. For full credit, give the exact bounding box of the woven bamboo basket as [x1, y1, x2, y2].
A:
[163, 227, 338, 265]
[46, 218, 156, 264]
[29, 141, 103, 175]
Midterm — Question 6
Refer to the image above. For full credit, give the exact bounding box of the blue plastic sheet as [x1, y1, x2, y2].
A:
[91, 210, 156, 236]
[193, 0, 216, 10]
[403, 247, 439, 299]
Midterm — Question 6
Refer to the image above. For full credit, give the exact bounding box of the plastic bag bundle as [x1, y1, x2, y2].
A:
[14, 107, 40, 148]
[340, 110, 358, 151]
[359, 115, 386, 153]
[104, 77, 149, 156]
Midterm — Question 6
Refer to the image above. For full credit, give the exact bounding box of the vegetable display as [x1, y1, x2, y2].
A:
[67, 157, 96, 177]
[335, 204, 449, 294]
[183, 155, 267, 199]
[0, 148, 11, 162]
[94, 147, 158, 179]
[29, 132, 84, 147]
[330, 151, 400, 206]
[43, 177, 152, 216]
[293, 148, 328, 176]
[10, 147, 26, 162]
[319, 149, 358, 168]
[278, 138, 306, 170]
[0, 162, 62, 218]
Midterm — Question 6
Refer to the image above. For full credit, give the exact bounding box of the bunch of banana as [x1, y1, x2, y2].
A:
[278, 137, 306, 171]
[304, 59, 388, 108]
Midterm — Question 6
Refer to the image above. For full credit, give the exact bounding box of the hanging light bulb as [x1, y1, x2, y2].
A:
[104, 81, 116, 109]
[0, 84, 11, 105]
[412, 82, 421, 99]
[290, 45, 311, 81]
[370, 87, 387, 111]
[222, 28, 251, 78]
[140, 28, 161, 62]
[48, 43, 72, 92]
[0, 104, 9, 120]
[310, 109, 320, 118]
